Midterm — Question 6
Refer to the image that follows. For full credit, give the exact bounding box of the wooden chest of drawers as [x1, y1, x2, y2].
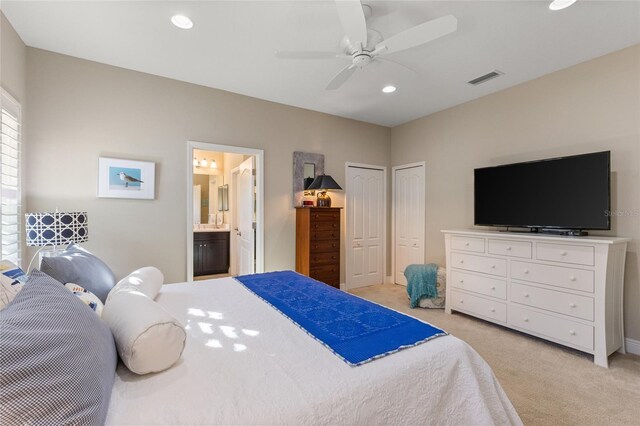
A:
[443, 230, 631, 368]
[295, 207, 341, 288]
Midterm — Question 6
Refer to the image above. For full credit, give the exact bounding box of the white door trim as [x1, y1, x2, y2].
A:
[186, 141, 264, 281]
[345, 162, 387, 290]
[392, 161, 426, 286]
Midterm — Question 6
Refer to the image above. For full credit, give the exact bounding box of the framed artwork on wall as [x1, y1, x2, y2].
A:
[97, 157, 155, 199]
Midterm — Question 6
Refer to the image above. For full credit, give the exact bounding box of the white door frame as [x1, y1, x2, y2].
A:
[392, 161, 426, 286]
[186, 141, 264, 281]
[345, 162, 387, 290]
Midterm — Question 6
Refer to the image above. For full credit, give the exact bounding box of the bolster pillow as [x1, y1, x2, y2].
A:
[106, 266, 164, 303]
[102, 290, 186, 375]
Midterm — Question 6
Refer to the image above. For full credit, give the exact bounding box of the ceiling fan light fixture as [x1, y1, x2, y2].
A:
[549, 0, 577, 11]
[382, 85, 397, 94]
[171, 14, 194, 29]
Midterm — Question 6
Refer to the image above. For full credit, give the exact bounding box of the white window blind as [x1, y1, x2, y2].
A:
[1, 89, 22, 266]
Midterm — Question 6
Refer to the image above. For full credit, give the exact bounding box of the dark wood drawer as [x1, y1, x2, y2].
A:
[310, 271, 340, 287]
[310, 239, 339, 253]
[311, 210, 340, 222]
[311, 221, 339, 231]
[310, 251, 339, 266]
[311, 230, 340, 241]
[194, 231, 230, 241]
[310, 264, 339, 275]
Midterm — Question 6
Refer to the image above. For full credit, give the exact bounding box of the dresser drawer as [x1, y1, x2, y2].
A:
[311, 230, 340, 241]
[508, 305, 594, 351]
[310, 239, 340, 253]
[450, 270, 506, 300]
[451, 290, 506, 323]
[536, 242, 595, 266]
[311, 221, 339, 231]
[451, 236, 485, 253]
[511, 261, 594, 293]
[310, 251, 339, 266]
[310, 271, 340, 287]
[451, 252, 507, 277]
[310, 264, 339, 276]
[488, 239, 532, 259]
[510, 282, 594, 321]
[311, 210, 340, 222]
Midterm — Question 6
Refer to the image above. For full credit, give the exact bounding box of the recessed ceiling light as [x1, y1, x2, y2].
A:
[549, 0, 577, 11]
[382, 85, 396, 94]
[171, 14, 194, 29]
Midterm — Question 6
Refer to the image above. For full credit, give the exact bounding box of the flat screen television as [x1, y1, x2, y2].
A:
[474, 151, 610, 233]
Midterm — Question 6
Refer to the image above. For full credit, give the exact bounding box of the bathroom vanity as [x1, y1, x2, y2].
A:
[194, 229, 230, 276]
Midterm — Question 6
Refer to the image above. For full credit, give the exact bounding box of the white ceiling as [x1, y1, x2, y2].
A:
[3, 1, 639, 127]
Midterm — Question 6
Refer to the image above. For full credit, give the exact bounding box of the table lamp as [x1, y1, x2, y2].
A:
[307, 175, 342, 207]
[25, 211, 88, 271]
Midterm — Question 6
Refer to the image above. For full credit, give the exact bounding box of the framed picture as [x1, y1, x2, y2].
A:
[98, 157, 155, 199]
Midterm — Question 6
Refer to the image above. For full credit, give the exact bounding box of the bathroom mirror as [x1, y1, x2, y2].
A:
[293, 152, 324, 207]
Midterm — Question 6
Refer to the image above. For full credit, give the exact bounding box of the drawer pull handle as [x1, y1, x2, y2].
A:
[490, 285, 496, 290]
[413, 243, 417, 247]
[460, 299, 464, 304]
[465, 242, 469, 246]
[523, 317, 529, 322]
[523, 269, 529, 274]
[569, 303, 576, 308]
[490, 307, 495, 312]
[569, 330, 576, 336]
[569, 276, 576, 282]
[524, 293, 529, 298]
[490, 265, 496, 269]
[460, 260, 464, 264]
[507, 246, 512, 251]
[459, 279, 464, 283]
[561, 251, 568, 256]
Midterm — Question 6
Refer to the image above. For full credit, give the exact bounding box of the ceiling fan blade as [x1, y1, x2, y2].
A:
[335, 0, 368, 49]
[376, 15, 457, 55]
[325, 64, 357, 90]
[376, 57, 419, 75]
[275, 51, 349, 60]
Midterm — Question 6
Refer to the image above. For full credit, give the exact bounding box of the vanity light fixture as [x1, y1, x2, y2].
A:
[382, 85, 397, 94]
[210, 160, 217, 169]
[171, 14, 194, 30]
[201, 158, 208, 168]
[193, 157, 199, 167]
[549, 0, 577, 10]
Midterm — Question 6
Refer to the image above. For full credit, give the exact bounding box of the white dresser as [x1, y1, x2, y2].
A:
[442, 229, 630, 367]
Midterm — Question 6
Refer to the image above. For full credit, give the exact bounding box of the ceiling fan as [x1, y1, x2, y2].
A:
[275, 0, 458, 90]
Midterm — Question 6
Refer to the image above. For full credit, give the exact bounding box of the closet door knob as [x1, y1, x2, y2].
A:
[459, 260, 464, 264]
[569, 303, 576, 308]
[490, 285, 496, 290]
[490, 264, 496, 269]
[524, 293, 529, 298]
[465, 242, 470, 246]
[569, 276, 576, 282]
[507, 246, 512, 251]
[459, 279, 464, 284]
[523, 269, 529, 274]
[490, 307, 495, 312]
[523, 317, 529, 322]
[561, 251, 568, 256]
[569, 330, 576, 336]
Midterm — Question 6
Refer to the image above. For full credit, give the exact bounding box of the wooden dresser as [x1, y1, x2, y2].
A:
[296, 207, 341, 288]
[442, 229, 630, 368]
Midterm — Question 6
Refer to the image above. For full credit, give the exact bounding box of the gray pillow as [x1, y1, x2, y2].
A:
[41, 244, 116, 303]
[0, 271, 117, 425]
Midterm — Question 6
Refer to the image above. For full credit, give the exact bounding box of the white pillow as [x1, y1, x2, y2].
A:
[106, 266, 164, 303]
[102, 290, 186, 375]
[0, 261, 28, 310]
[64, 283, 104, 317]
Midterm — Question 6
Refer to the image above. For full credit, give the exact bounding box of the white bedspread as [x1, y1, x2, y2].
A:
[107, 277, 522, 425]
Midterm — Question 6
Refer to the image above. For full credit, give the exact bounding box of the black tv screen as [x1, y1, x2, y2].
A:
[474, 151, 610, 230]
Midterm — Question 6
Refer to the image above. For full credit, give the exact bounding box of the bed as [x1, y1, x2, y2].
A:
[106, 275, 522, 425]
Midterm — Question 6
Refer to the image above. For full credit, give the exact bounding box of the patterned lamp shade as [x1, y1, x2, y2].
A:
[25, 212, 88, 247]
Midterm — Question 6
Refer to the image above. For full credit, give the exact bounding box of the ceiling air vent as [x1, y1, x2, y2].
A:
[467, 70, 503, 86]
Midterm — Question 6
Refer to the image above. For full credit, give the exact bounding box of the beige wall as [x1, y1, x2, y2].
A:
[25, 48, 391, 284]
[391, 44, 640, 340]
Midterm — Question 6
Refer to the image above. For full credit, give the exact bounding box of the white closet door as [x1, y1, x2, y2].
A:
[394, 163, 425, 285]
[346, 165, 385, 289]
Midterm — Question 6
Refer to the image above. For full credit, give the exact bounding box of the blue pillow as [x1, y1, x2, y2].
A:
[0, 271, 117, 425]
[41, 244, 116, 303]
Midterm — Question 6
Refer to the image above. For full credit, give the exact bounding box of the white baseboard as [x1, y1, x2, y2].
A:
[625, 338, 640, 355]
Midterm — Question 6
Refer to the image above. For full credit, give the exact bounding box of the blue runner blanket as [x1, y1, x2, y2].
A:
[235, 271, 447, 366]
[405, 263, 439, 308]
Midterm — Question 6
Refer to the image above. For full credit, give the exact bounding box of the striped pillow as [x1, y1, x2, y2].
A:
[0, 271, 117, 425]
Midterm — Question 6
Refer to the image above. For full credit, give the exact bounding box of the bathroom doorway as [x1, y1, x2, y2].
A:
[186, 141, 264, 282]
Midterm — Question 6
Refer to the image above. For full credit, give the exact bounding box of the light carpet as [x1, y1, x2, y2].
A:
[350, 283, 640, 426]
